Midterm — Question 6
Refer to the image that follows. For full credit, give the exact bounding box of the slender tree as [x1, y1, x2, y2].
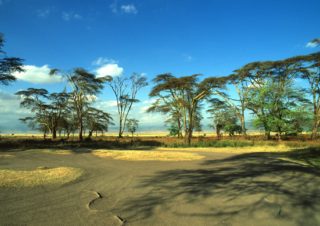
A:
[107, 73, 147, 138]
[126, 118, 139, 138]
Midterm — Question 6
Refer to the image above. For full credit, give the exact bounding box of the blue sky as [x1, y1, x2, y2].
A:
[0, 0, 319, 133]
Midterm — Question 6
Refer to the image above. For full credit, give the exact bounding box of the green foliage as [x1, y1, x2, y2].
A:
[0, 33, 24, 85]
[126, 118, 139, 136]
[208, 99, 242, 137]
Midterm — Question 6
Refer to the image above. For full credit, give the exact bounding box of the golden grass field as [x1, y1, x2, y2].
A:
[0, 167, 83, 188]
[92, 149, 205, 161]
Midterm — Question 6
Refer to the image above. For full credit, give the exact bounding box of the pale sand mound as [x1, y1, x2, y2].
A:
[92, 150, 204, 161]
[0, 167, 83, 188]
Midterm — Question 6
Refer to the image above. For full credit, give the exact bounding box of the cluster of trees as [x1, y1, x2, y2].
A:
[15, 69, 114, 140]
[148, 51, 320, 143]
[1, 32, 320, 144]
[14, 69, 147, 141]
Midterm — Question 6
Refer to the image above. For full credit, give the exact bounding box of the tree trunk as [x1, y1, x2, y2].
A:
[118, 118, 123, 138]
[88, 130, 93, 138]
[79, 120, 83, 141]
[52, 128, 57, 139]
[240, 113, 247, 136]
[265, 131, 271, 140]
[177, 119, 182, 138]
[311, 117, 320, 139]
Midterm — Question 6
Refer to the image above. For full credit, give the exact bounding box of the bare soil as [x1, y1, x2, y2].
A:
[1, 148, 320, 226]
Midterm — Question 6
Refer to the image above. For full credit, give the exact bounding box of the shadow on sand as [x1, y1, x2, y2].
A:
[122, 150, 320, 225]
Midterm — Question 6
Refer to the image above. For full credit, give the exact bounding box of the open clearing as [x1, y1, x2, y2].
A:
[1, 147, 320, 226]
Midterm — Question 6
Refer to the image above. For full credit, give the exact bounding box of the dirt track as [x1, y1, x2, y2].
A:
[1, 149, 320, 226]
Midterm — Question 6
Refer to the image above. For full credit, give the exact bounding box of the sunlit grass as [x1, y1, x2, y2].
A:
[92, 149, 204, 161]
[0, 154, 15, 158]
[0, 167, 83, 188]
[156, 145, 294, 153]
[40, 149, 73, 155]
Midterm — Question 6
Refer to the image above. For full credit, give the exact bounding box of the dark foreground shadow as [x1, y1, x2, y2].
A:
[122, 150, 320, 225]
[0, 138, 162, 152]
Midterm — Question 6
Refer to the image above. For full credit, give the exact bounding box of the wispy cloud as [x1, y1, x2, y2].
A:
[92, 57, 118, 66]
[0, 0, 10, 6]
[110, 1, 138, 14]
[110, 0, 118, 13]
[183, 54, 193, 62]
[13, 65, 63, 84]
[306, 38, 320, 48]
[62, 12, 82, 21]
[37, 9, 51, 18]
[121, 4, 138, 14]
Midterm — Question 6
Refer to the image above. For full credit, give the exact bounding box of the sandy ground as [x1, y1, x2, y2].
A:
[1, 148, 320, 226]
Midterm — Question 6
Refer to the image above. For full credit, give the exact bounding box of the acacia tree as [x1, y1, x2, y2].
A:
[149, 74, 224, 145]
[0, 33, 24, 85]
[293, 52, 320, 138]
[126, 118, 139, 138]
[85, 107, 113, 138]
[222, 68, 252, 136]
[107, 73, 147, 138]
[47, 91, 69, 139]
[15, 88, 50, 138]
[244, 59, 310, 140]
[208, 99, 242, 138]
[51, 68, 111, 141]
[147, 74, 184, 138]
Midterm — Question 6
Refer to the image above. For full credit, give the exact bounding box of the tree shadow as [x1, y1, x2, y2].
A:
[0, 138, 162, 152]
[121, 151, 320, 225]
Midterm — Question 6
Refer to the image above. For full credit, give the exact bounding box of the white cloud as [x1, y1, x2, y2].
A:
[62, 12, 82, 21]
[95, 63, 124, 78]
[306, 39, 320, 48]
[306, 42, 317, 48]
[13, 65, 63, 84]
[121, 4, 138, 14]
[92, 57, 117, 66]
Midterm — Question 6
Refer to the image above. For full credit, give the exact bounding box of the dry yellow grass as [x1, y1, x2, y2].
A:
[156, 145, 294, 153]
[0, 154, 15, 158]
[92, 150, 204, 161]
[23, 149, 74, 155]
[0, 167, 83, 188]
[40, 149, 73, 155]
